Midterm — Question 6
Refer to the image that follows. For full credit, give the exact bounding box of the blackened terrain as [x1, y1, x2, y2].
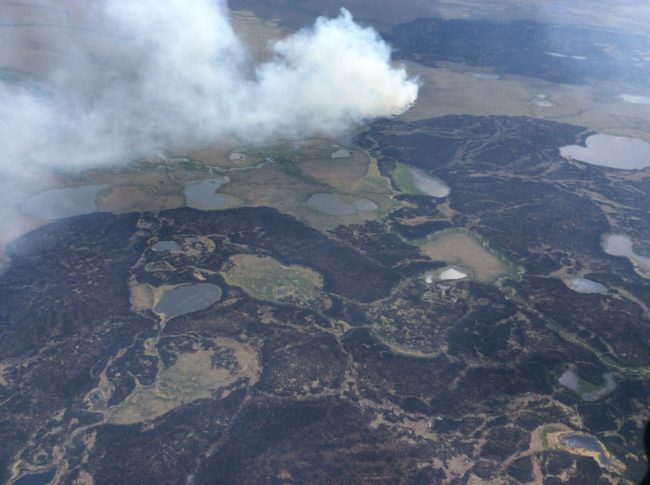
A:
[1, 113, 650, 484]
[389, 17, 650, 84]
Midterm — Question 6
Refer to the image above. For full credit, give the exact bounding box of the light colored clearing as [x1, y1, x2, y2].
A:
[445, 455, 474, 481]
[222, 151, 395, 230]
[179, 235, 217, 258]
[229, 9, 285, 61]
[364, 398, 437, 443]
[530, 424, 572, 452]
[182, 143, 255, 168]
[221, 162, 314, 212]
[0, 3, 134, 80]
[91, 168, 185, 214]
[98, 185, 183, 214]
[299, 149, 370, 193]
[620, 94, 650, 106]
[72, 470, 94, 485]
[561, 134, 650, 170]
[222, 254, 325, 306]
[563, 277, 608, 295]
[109, 340, 259, 425]
[397, 215, 437, 227]
[0, 4, 283, 85]
[397, 60, 650, 144]
[421, 232, 509, 283]
[128, 277, 154, 313]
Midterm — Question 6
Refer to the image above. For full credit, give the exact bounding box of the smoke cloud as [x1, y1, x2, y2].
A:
[0, 0, 418, 174]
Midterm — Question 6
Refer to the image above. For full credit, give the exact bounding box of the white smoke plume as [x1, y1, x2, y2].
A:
[0, 0, 418, 173]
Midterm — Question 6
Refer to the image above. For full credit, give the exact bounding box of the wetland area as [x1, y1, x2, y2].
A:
[420, 231, 510, 283]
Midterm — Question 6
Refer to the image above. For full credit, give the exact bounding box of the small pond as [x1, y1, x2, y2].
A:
[558, 369, 617, 401]
[184, 177, 235, 210]
[409, 168, 450, 198]
[154, 283, 222, 321]
[563, 277, 607, 295]
[560, 434, 612, 466]
[307, 193, 377, 216]
[152, 241, 182, 252]
[602, 234, 650, 273]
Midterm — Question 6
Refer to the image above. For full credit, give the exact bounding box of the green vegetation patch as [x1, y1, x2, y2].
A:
[221, 254, 327, 307]
[538, 424, 569, 449]
[393, 163, 422, 195]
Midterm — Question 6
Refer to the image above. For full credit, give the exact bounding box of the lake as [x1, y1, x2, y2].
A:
[602, 234, 650, 274]
[560, 434, 612, 467]
[20, 184, 109, 220]
[563, 277, 607, 295]
[307, 193, 377, 216]
[558, 369, 616, 401]
[409, 168, 450, 198]
[184, 177, 236, 210]
[561, 134, 650, 170]
[154, 283, 223, 321]
[152, 241, 182, 253]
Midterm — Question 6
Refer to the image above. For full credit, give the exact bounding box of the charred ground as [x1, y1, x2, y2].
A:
[1, 114, 650, 483]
